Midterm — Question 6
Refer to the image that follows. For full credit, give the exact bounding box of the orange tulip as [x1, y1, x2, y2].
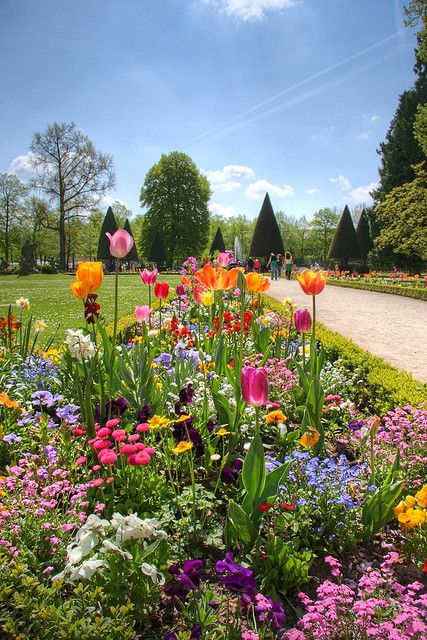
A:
[195, 264, 239, 291]
[245, 272, 270, 293]
[296, 270, 327, 295]
[70, 280, 92, 300]
[76, 261, 103, 292]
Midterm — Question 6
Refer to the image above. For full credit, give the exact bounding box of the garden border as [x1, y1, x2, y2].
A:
[326, 279, 427, 301]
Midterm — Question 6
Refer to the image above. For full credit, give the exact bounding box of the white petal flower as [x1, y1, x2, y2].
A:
[68, 555, 106, 581]
[16, 297, 30, 311]
[65, 329, 96, 361]
[102, 539, 133, 560]
[140, 562, 165, 585]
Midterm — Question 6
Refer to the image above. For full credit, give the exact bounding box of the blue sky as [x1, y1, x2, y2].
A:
[0, 0, 419, 220]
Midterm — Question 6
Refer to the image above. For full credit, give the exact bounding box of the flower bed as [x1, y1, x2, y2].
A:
[0, 250, 426, 640]
[326, 271, 427, 301]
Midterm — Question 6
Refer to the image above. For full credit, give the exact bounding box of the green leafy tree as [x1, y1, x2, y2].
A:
[249, 193, 284, 260]
[309, 208, 340, 261]
[356, 208, 373, 269]
[375, 162, 427, 271]
[97, 206, 118, 261]
[209, 226, 226, 254]
[140, 151, 211, 266]
[30, 122, 115, 270]
[123, 218, 139, 262]
[328, 205, 361, 269]
[0, 173, 28, 263]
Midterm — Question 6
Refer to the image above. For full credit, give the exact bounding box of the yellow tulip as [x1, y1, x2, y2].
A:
[200, 290, 214, 307]
[76, 261, 103, 292]
[70, 280, 92, 300]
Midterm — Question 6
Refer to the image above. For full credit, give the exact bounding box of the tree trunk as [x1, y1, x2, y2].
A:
[4, 201, 9, 264]
[59, 210, 66, 270]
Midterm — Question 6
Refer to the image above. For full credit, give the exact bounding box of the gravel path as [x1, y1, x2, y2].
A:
[267, 279, 427, 384]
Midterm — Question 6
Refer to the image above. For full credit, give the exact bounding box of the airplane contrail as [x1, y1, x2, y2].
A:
[192, 29, 405, 144]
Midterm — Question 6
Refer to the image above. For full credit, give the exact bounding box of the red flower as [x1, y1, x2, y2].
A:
[423, 558, 427, 572]
[258, 503, 273, 511]
[154, 282, 170, 299]
[281, 503, 295, 511]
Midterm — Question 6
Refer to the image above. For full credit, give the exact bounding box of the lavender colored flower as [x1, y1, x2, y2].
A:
[153, 353, 173, 368]
[44, 445, 58, 462]
[56, 404, 80, 424]
[2, 433, 22, 444]
[31, 390, 55, 407]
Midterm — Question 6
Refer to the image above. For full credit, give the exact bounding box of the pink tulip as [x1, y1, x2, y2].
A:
[294, 308, 312, 333]
[135, 305, 150, 322]
[193, 285, 205, 304]
[217, 252, 229, 267]
[241, 366, 269, 406]
[105, 230, 134, 259]
[140, 268, 158, 285]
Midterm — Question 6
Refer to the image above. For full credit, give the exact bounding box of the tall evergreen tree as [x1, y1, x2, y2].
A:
[123, 218, 139, 262]
[148, 229, 166, 268]
[209, 226, 226, 254]
[328, 205, 361, 269]
[356, 208, 373, 269]
[249, 193, 284, 259]
[97, 206, 118, 260]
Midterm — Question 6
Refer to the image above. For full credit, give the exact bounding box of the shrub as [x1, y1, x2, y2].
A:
[326, 278, 427, 300]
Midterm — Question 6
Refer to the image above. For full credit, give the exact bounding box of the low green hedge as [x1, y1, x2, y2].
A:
[264, 295, 427, 412]
[326, 278, 427, 301]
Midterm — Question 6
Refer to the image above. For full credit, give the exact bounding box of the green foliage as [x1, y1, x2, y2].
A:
[140, 151, 211, 266]
[209, 226, 226, 254]
[123, 219, 139, 262]
[148, 228, 166, 266]
[326, 278, 427, 301]
[374, 162, 427, 265]
[309, 208, 340, 261]
[362, 452, 404, 538]
[249, 193, 284, 259]
[0, 557, 137, 640]
[0, 173, 28, 263]
[97, 206, 119, 260]
[260, 536, 313, 596]
[328, 205, 361, 267]
[356, 208, 373, 264]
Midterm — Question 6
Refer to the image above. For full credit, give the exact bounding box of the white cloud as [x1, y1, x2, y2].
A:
[209, 202, 236, 217]
[207, 164, 255, 184]
[357, 131, 371, 141]
[305, 187, 318, 195]
[246, 179, 295, 200]
[348, 182, 378, 203]
[8, 152, 36, 181]
[370, 114, 380, 122]
[205, 0, 299, 22]
[330, 174, 352, 191]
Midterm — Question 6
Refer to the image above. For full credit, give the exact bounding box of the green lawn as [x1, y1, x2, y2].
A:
[0, 273, 181, 344]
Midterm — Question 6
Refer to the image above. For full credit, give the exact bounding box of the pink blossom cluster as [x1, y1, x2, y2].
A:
[248, 355, 297, 394]
[85, 418, 156, 473]
[283, 553, 427, 640]
[0, 458, 92, 560]
[350, 405, 427, 486]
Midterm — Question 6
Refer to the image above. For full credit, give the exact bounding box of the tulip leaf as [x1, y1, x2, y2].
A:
[227, 500, 259, 547]
[242, 432, 266, 509]
[259, 461, 292, 505]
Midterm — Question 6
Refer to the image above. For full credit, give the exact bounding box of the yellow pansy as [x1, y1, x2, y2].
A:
[172, 441, 193, 455]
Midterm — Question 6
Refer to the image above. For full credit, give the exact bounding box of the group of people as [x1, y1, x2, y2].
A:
[266, 252, 293, 281]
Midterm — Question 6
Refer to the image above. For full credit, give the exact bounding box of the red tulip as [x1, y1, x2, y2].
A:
[294, 308, 312, 333]
[140, 268, 158, 285]
[106, 230, 134, 259]
[241, 366, 269, 406]
[154, 282, 169, 299]
[176, 284, 185, 296]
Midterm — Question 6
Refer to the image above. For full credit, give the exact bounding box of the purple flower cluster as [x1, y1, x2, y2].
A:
[164, 559, 204, 603]
[220, 458, 243, 484]
[216, 552, 257, 595]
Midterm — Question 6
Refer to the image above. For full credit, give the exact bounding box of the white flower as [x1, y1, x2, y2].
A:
[111, 512, 167, 543]
[210, 454, 221, 462]
[102, 539, 133, 560]
[16, 297, 30, 311]
[34, 319, 47, 332]
[140, 562, 165, 585]
[65, 329, 96, 361]
[68, 555, 106, 581]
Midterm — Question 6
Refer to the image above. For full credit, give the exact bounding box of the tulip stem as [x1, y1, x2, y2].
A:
[148, 286, 152, 328]
[312, 295, 316, 345]
[255, 405, 260, 434]
[108, 259, 120, 419]
[159, 298, 162, 332]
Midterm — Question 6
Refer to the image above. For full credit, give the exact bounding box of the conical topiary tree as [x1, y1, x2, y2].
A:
[209, 227, 226, 255]
[356, 208, 373, 270]
[328, 205, 361, 270]
[123, 219, 139, 263]
[97, 206, 119, 261]
[249, 193, 284, 260]
[148, 229, 166, 269]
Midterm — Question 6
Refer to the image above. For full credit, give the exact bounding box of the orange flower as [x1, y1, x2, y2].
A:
[265, 410, 287, 425]
[245, 272, 270, 293]
[300, 427, 320, 447]
[70, 280, 92, 300]
[195, 264, 239, 291]
[0, 392, 20, 409]
[296, 270, 327, 295]
[76, 261, 103, 292]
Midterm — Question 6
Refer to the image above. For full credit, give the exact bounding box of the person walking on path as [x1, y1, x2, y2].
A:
[277, 254, 283, 278]
[284, 252, 293, 280]
[267, 253, 279, 281]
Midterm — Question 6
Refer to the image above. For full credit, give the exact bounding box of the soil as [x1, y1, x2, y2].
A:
[267, 279, 427, 384]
